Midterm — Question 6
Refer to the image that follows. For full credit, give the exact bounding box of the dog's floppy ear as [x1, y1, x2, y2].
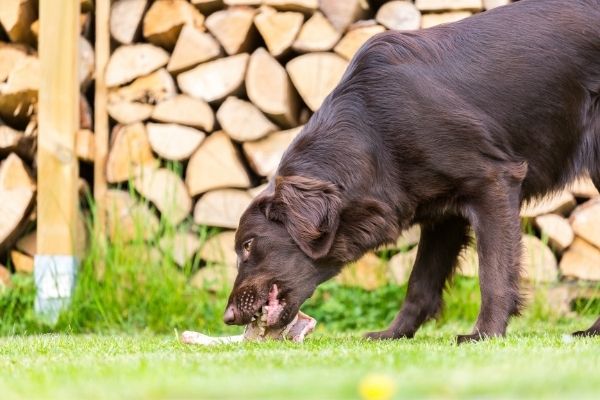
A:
[259, 175, 342, 260]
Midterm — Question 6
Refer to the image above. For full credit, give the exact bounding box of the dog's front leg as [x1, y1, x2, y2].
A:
[365, 216, 470, 340]
[457, 179, 523, 344]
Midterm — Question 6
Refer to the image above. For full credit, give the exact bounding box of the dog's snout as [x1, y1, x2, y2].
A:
[223, 305, 236, 325]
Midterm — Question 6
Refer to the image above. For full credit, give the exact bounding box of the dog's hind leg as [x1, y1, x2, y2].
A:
[365, 216, 470, 340]
[572, 174, 600, 338]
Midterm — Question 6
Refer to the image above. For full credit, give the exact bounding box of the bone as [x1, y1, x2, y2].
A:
[180, 311, 317, 345]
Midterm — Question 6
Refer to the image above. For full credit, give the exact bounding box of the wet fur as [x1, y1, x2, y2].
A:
[228, 0, 600, 340]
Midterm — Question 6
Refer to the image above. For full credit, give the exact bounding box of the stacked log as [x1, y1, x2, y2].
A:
[0, 0, 94, 282]
[3, 0, 600, 309]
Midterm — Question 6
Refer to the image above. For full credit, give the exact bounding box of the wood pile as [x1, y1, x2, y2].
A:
[1, 0, 598, 311]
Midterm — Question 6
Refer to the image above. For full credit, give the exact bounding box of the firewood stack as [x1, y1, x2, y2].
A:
[2, 0, 599, 309]
[0, 0, 94, 283]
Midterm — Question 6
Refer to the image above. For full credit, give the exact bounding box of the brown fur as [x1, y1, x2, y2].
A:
[224, 0, 600, 341]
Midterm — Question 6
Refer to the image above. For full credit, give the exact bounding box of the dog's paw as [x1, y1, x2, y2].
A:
[364, 330, 413, 341]
[456, 333, 486, 344]
[572, 328, 600, 338]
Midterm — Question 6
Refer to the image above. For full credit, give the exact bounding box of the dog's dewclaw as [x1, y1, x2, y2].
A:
[181, 311, 317, 345]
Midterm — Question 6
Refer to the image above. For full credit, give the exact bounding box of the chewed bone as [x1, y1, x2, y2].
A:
[180, 311, 317, 345]
[181, 284, 316, 345]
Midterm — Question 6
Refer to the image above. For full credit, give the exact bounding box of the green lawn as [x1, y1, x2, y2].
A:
[1, 320, 599, 400]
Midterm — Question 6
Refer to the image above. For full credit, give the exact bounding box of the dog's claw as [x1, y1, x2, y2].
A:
[572, 329, 600, 338]
[364, 330, 413, 341]
[456, 334, 484, 344]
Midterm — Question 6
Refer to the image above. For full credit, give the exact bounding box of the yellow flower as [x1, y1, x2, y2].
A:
[358, 373, 396, 400]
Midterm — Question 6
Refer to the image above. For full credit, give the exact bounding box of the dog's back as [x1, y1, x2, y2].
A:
[336, 0, 600, 200]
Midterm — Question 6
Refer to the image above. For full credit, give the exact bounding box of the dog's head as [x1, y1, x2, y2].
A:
[223, 175, 341, 328]
[223, 175, 400, 328]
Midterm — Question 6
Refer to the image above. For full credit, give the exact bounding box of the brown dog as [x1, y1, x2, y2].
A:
[223, 0, 600, 342]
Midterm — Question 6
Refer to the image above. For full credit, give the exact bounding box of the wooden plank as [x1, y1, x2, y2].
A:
[94, 0, 111, 239]
[37, 0, 80, 255]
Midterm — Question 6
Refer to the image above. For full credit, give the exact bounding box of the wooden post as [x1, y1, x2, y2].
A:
[94, 0, 110, 239]
[35, 0, 80, 322]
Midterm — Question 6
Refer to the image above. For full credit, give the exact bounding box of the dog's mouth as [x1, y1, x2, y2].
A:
[245, 283, 316, 341]
[252, 284, 287, 327]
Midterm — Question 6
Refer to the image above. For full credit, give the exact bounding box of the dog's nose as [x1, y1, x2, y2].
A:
[223, 305, 236, 324]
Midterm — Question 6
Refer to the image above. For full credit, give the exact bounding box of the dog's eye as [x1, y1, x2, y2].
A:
[242, 239, 253, 259]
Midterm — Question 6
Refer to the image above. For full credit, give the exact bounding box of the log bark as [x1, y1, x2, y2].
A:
[254, 7, 304, 57]
[186, 131, 251, 195]
[110, 0, 149, 45]
[193, 188, 253, 229]
[143, 0, 205, 51]
[177, 53, 249, 103]
[375, 1, 421, 31]
[319, 0, 369, 32]
[292, 11, 341, 53]
[334, 23, 385, 60]
[242, 126, 302, 177]
[106, 123, 159, 183]
[0, 0, 36, 45]
[147, 122, 206, 161]
[286, 52, 348, 111]
[105, 44, 169, 87]
[205, 6, 257, 56]
[246, 48, 298, 127]
[105, 189, 160, 242]
[0, 153, 35, 253]
[167, 25, 221, 74]
[134, 167, 193, 225]
[216, 96, 278, 142]
[151, 94, 215, 131]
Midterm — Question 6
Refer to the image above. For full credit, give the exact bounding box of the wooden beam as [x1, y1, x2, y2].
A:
[37, 0, 80, 256]
[36, 0, 80, 321]
[94, 0, 110, 239]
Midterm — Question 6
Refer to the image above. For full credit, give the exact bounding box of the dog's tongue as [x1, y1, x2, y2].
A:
[266, 284, 284, 327]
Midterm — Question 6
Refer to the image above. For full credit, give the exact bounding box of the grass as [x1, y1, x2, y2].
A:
[1, 319, 599, 400]
[1, 197, 599, 399]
